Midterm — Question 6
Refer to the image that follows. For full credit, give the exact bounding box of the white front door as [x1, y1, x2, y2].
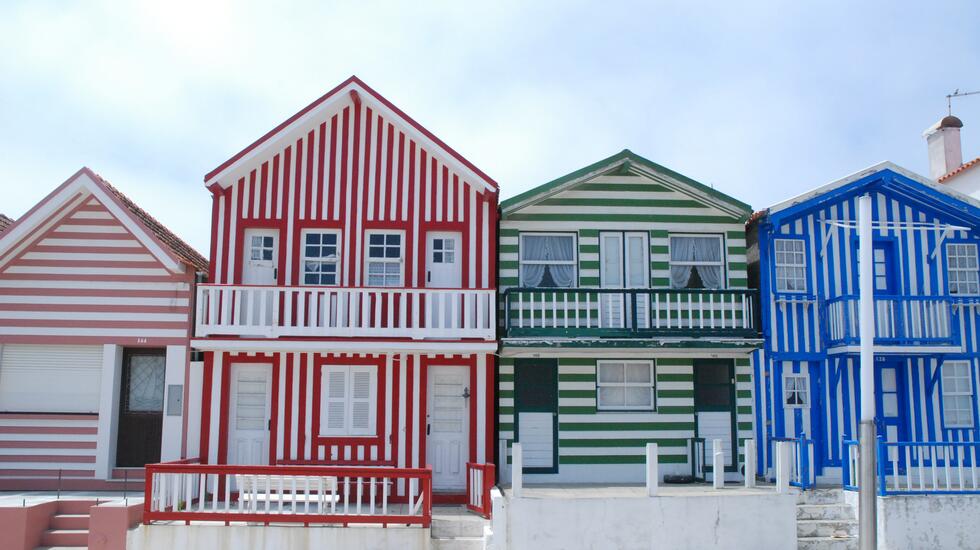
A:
[426, 365, 469, 492]
[425, 232, 462, 330]
[243, 229, 278, 285]
[229, 364, 272, 465]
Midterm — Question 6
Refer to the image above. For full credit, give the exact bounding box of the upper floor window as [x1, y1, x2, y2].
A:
[303, 231, 340, 285]
[366, 232, 403, 287]
[321, 365, 378, 436]
[947, 243, 979, 296]
[250, 235, 275, 261]
[669, 235, 723, 289]
[774, 238, 807, 293]
[519, 233, 576, 288]
[942, 361, 975, 428]
[597, 360, 655, 411]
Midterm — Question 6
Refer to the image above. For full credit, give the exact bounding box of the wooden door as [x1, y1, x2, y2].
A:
[229, 364, 272, 465]
[694, 359, 736, 473]
[515, 358, 558, 473]
[426, 365, 469, 491]
[116, 349, 166, 467]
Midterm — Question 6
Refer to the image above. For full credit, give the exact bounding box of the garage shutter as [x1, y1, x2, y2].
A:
[0, 344, 103, 413]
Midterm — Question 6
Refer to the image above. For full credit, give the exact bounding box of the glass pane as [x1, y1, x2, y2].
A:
[626, 363, 651, 383]
[626, 387, 652, 407]
[599, 363, 624, 383]
[598, 386, 625, 407]
[127, 355, 165, 412]
[627, 235, 646, 287]
[602, 235, 622, 286]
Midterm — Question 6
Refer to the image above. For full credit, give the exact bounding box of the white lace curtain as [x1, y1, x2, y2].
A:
[521, 235, 575, 287]
[670, 236, 722, 289]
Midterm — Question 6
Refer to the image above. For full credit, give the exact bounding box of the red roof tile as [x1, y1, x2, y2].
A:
[939, 157, 980, 183]
[88, 171, 209, 273]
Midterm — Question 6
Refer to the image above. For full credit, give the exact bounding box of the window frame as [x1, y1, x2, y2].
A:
[941, 360, 976, 429]
[596, 360, 656, 412]
[667, 233, 727, 290]
[772, 236, 809, 294]
[319, 364, 379, 437]
[301, 229, 342, 286]
[945, 241, 980, 297]
[782, 371, 809, 409]
[364, 230, 405, 288]
[518, 232, 579, 288]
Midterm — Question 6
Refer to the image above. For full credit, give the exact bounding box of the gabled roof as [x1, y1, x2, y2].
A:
[0, 214, 12, 233]
[0, 167, 208, 273]
[205, 75, 497, 194]
[763, 161, 980, 229]
[939, 157, 980, 183]
[500, 149, 752, 218]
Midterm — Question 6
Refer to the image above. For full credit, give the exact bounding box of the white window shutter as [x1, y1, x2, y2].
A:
[349, 368, 377, 435]
[324, 368, 347, 434]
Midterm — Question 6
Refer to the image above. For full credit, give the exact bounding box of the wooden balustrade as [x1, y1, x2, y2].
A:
[465, 462, 495, 518]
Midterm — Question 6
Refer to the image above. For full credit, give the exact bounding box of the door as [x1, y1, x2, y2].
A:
[426, 365, 469, 492]
[694, 359, 736, 474]
[426, 232, 462, 330]
[875, 359, 908, 473]
[116, 349, 166, 467]
[229, 364, 272, 465]
[514, 359, 558, 473]
[242, 229, 278, 328]
[599, 232, 649, 328]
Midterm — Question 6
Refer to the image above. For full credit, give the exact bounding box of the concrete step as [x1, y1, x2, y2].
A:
[431, 510, 487, 538]
[797, 519, 858, 538]
[50, 514, 89, 530]
[796, 504, 855, 521]
[430, 536, 486, 550]
[797, 536, 859, 550]
[796, 488, 844, 505]
[39, 529, 88, 547]
[55, 500, 96, 515]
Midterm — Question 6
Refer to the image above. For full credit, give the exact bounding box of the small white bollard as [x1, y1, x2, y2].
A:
[712, 439, 724, 489]
[744, 439, 756, 488]
[511, 442, 523, 498]
[776, 441, 791, 494]
[646, 442, 659, 496]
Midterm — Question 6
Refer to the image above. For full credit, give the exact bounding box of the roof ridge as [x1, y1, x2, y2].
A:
[939, 156, 980, 183]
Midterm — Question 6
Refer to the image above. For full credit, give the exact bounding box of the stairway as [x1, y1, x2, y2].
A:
[431, 506, 490, 550]
[796, 489, 857, 550]
[35, 500, 94, 550]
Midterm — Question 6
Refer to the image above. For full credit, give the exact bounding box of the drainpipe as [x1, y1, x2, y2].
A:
[857, 194, 877, 550]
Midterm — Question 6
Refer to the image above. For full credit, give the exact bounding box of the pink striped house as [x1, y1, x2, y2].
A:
[187, 76, 498, 509]
[0, 168, 207, 490]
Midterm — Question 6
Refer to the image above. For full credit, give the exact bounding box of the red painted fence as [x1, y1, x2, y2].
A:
[465, 462, 495, 519]
[144, 459, 432, 527]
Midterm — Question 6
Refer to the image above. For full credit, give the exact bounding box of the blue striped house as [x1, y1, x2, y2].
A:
[749, 162, 980, 482]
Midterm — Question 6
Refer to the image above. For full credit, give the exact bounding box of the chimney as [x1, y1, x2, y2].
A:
[923, 115, 964, 180]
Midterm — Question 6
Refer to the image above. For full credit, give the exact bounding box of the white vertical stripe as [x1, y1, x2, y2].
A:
[481, 199, 488, 287]
[305, 353, 313, 460]
[291, 353, 300, 460]
[310, 126, 320, 221]
[385, 354, 394, 462]
[298, 135, 307, 221]
[226, 185, 238, 284]
[332, 115, 342, 221]
[214, 194, 225, 284]
[344, 107, 355, 284]
[321, 122, 332, 221]
[276, 355, 286, 461]
[208, 352, 223, 464]
[411, 144, 422, 286]
[242, 175, 251, 220]
[353, 103, 368, 286]
[476, 353, 486, 463]
[401, 135, 409, 222]
[435, 161, 443, 222]
[424, 150, 432, 222]
[252, 169, 261, 219]
[366, 113, 379, 222]
[276, 152, 285, 220]
[378, 120, 389, 222]
[398, 355, 407, 469]
[412, 355, 420, 469]
[285, 147, 297, 285]
[469, 189, 477, 287]
[264, 162, 273, 219]
[457, 177, 465, 227]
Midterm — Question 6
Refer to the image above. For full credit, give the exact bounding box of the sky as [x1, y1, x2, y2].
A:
[2, 0, 979, 254]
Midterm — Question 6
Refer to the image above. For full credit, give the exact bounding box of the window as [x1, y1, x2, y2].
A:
[774, 239, 807, 293]
[320, 365, 378, 436]
[669, 235, 724, 289]
[250, 235, 275, 261]
[303, 232, 340, 285]
[431, 237, 455, 264]
[597, 361, 655, 411]
[947, 243, 979, 296]
[366, 232, 402, 287]
[942, 361, 975, 428]
[783, 373, 808, 408]
[519, 233, 576, 288]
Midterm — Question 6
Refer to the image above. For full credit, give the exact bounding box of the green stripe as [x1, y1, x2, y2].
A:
[579, 244, 599, 254]
[579, 229, 599, 237]
[580, 260, 599, 270]
[577, 183, 670, 193]
[559, 390, 594, 398]
[560, 454, 687, 464]
[649, 230, 669, 238]
[539, 198, 708, 208]
[650, 245, 669, 255]
[560, 406, 597, 414]
[499, 260, 518, 269]
[657, 373, 693, 382]
[507, 213, 741, 223]
[559, 373, 596, 382]
[560, 438, 689, 448]
[657, 406, 695, 415]
[728, 246, 746, 255]
[561, 422, 694, 431]
[500, 228, 519, 237]
[657, 389, 694, 398]
[726, 231, 745, 239]
[499, 244, 518, 254]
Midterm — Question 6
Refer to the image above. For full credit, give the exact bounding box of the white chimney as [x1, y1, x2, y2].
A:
[923, 115, 964, 180]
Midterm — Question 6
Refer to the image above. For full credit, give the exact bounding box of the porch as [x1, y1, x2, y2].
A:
[195, 284, 496, 339]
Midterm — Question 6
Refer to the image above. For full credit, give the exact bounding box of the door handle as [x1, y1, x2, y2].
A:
[427, 424, 431, 435]
[273, 267, 278, 281]
[427, 271, 431, 283]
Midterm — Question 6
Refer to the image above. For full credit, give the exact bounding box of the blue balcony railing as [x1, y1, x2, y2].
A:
[822, 295, 976, 348]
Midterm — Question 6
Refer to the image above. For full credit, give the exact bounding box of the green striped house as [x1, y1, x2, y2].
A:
[498, 150, 762, 483]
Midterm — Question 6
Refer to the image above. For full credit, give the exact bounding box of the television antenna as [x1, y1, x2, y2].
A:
[947, 89, 980, 115]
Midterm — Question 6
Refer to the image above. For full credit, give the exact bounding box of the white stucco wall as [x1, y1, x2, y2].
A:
[945, 168, 980, 200]
[493, 489, 795, 550]
[159, 345, 187, 462]
[126, 524, 431, 550]
[845, 491, 980, 550]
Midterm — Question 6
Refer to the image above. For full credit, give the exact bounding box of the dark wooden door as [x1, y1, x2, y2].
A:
[115, 349, 166, 467]
[694, 359, 736, 472]
[514, 358, 558, 473]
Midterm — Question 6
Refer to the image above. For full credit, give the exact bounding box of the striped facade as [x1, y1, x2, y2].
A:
[751, 163, 980, 479]
[0, 168, 205, 489]
[195, 77, 498, 499]
[498, 150, 761, 483]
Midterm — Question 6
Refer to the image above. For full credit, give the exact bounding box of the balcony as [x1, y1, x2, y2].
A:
[195, 285, 495, 340]
[822, 295, 978, 348]
[502, 287, 759, 339]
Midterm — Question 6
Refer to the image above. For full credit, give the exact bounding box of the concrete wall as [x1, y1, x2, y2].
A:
[126, 524, 431, 550]
[845, 491, 980, 550]
[89, 501, 143, 550]
[492, 491, 796, 550]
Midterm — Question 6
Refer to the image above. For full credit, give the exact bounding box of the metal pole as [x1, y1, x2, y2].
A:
[858, 194, 877, 550]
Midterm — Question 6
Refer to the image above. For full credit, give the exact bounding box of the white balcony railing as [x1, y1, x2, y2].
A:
[196, 285, 495, 340]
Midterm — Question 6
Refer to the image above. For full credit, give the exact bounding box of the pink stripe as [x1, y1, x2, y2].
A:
[0, 441, 97, 449]
[0, 468, 95, 477]
[0, 455, 95, 463]
[0, 303, 189, 313]
[0, 335, 189, 345]
[0, 426, 97, 435]
[0, 319, 189, 329]
[0, 288, 191, 298]
[0, 413, 98, 420]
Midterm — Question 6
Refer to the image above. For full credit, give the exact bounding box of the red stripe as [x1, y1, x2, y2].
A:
[200, 352, 214, 463]
[0, 288, 191, 298]
[390, 354, 400, 465]
[14, 260, 171, 269]
[317, 122, 327, 220]
[0, 303, 190, 313]
[486, 354, 495, 464]
[469, 358, 477, 463]
[339, 107, 351, 284]
[0, 426, 96, 434]
[406, 355, 414, 469]
[0, 273, 187, 283]
[31, 246, 149, 254]
[45, 231, 133, 240]
[283, 353, 293, 460]
[350, 103, 362, 285]
[298, 353, 307, 460]
[0, 455, 95, 463]
[269, 356, 281, 464]
[282, 146, 294, 283]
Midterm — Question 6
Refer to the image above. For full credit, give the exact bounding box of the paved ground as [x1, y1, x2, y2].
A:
[0, 490, 139, 507]
[499, 482, 781, 499]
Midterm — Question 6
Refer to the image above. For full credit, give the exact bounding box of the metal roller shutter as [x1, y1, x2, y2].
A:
[0, 344, 103, 413]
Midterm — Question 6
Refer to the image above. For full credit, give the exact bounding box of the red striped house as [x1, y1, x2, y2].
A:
[192, 76, 498, 503]
[0, 168, 207, 489]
